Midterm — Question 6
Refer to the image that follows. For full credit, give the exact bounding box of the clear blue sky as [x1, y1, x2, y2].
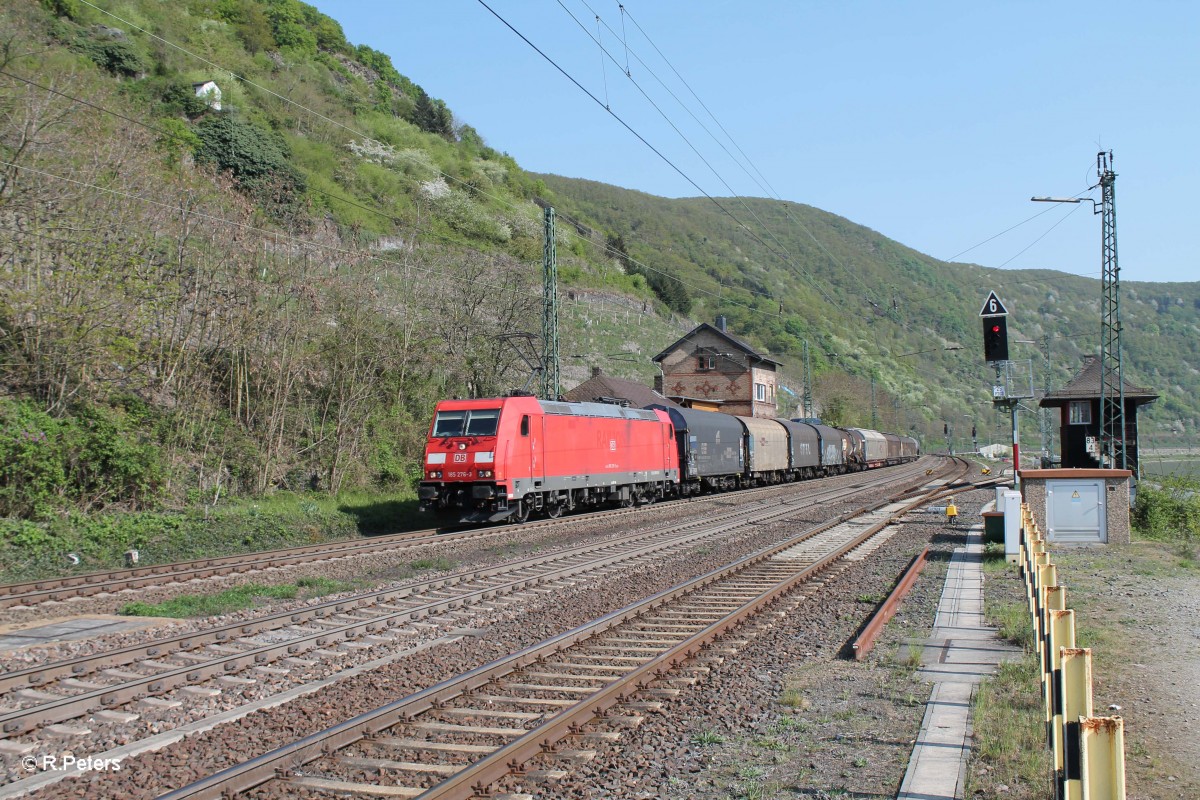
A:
[314, 1, 1198, 285]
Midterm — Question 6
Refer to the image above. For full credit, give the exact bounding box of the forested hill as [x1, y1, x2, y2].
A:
[1, 0, 1196, 528]
[536, 174, 1200, 449]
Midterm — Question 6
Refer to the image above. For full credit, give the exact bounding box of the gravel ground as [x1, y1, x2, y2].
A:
[541, 493, 984, 800]
[22, 477, 1186, 800]
[18, 481, 899, 798]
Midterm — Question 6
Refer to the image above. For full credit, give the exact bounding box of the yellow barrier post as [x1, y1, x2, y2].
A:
[1080, 717, 1126, 800]
[1033, 559, 1054, 659]
[1046, 585, 1067, 612]
[1061, 648, 1094, 800]
[1047, 609, 1076, 776]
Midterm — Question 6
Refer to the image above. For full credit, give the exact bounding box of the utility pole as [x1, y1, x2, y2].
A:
[1040, 334, 1051, 465]
[1097, 151, 1126, 470]
[870, 372, 878, 429]
[802, 341, 814, 419]
[1033, 153, 1125, 471]
[541, 207, 560, 401]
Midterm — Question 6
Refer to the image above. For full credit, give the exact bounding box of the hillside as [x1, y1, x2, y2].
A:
[538, 175, 1200, 452]
[1, 0, 1197, 534]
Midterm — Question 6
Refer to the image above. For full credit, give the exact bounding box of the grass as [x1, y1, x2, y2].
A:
[769, 715, 808, 734]
[409, 557, 455, 572]
[0, 488, 424, 584]
[690, 729, 726, 745]
[968, 555, 1051, 799]
[966, 656, 1052, 798]
[119, 576, 360, 617]
[750, 736, 792, 752]
[779, 687, 807, 709]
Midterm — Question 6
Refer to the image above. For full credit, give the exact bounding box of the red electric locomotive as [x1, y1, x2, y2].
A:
[419, 395, 679, 523]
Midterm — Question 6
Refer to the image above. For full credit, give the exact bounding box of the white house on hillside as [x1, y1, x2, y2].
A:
[193, 80, 222, 111]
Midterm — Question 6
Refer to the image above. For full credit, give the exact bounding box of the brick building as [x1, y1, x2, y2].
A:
[652, 317, 781, 418]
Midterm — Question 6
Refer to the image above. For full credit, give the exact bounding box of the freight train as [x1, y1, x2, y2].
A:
[419, 394, 919, 524]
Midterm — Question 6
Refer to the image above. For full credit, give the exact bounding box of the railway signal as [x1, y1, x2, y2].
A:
[983, 316, 1009, 362]
[980, 291, 1024, 487]
[979, 290, 1009, 364]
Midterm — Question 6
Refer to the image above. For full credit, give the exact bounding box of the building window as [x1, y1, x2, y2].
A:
[698, 355, 716, 371]
[1068, 401, 1091, 425]
[755, 383, 766, 401]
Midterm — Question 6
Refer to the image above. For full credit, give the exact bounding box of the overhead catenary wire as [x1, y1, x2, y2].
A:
[58, 0, 1003, 348]
[591, 1, 884, 309]
[479, 0, 847, 313]
[595, 6, 1117, 340]
[0, 63, 743, 325]
[560, 0, 845, 309]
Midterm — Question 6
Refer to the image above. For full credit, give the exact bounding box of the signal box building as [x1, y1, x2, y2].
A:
[652, 317, 781, 418]
[1038, 357, 1158, 474]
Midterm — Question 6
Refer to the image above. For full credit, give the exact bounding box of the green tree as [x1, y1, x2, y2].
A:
[193, 114, 305, 206]
[412, 88, 453, 138]
[264, 0, 317, 55]
[215, 0, 276, 53]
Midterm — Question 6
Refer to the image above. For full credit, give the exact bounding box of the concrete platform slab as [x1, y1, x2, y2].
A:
[897, 524, 1021, 800]
[0, 615, 168, 651]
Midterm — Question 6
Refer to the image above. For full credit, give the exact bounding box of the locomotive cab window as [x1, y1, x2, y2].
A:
[520, 415, 530, 436]
[432, 410, 465, 437]
[433, 408, 501, 438]
[464, 408, 500, 436]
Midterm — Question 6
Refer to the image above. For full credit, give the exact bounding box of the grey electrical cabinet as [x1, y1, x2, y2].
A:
[1045, 479, 1107, 543]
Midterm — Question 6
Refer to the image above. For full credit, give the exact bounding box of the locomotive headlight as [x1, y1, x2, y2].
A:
[458, 442, 467, 450]
[478, 469, 493, 478]
[429, 470, 442, 479]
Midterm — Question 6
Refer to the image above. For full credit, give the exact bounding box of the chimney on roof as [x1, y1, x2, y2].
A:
[592, 366, 602, 377]
[715, 315, 727, 332]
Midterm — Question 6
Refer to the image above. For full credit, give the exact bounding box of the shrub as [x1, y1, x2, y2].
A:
[1133, 476, 1200, 547]
[72, 26, 148, 77]
[0, 398, 165, 519]
[193, 114, 306, 209]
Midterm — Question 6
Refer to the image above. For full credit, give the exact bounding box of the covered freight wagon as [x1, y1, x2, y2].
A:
[774, 419, 821, 478]
[792, 421, 851, 473]
[845, 428, 889, 469]
[735, 416, 790, 482]
[650, 406, 745, 493]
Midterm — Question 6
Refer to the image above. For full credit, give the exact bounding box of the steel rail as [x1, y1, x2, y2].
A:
[0, 475, 866, 694]
[154, 462, 965, 800]
[0, 460, 933, 609]
[0, 470, 929, 736]
[850, 545, 931, 660]
[419, 464, 971, 799]
[1, 463, 942, 696]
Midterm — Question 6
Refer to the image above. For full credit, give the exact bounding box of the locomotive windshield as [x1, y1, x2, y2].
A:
[432, 408, 500, 438]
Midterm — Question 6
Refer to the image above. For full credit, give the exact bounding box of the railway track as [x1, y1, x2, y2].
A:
[155, 460, 969, 799]
[0, 461, 949, 744]
[0, 459, 966, 797]
[0, 459, 958, 611]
